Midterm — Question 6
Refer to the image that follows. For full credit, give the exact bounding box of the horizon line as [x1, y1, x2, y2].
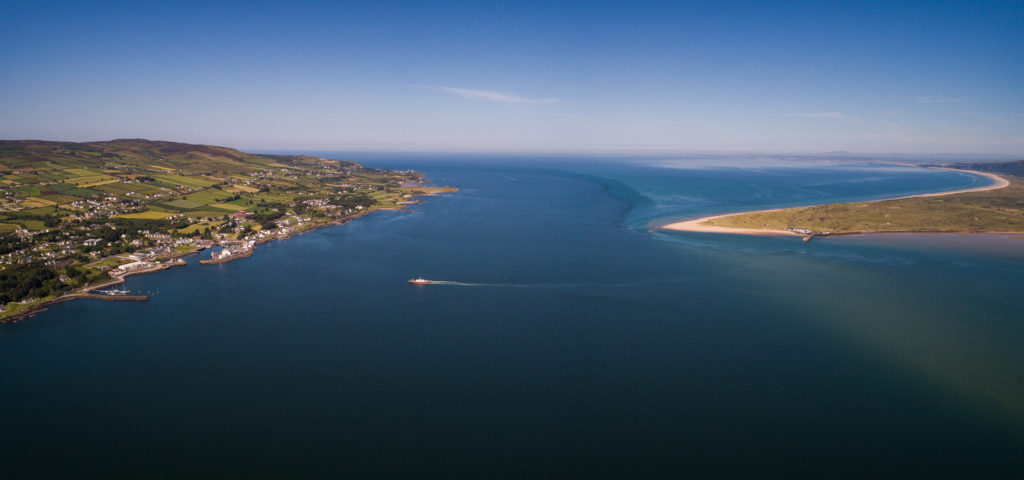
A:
[3, 137, 1021, 159]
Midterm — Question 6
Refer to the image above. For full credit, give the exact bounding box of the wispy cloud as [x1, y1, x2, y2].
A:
[418, 85, 558, 104]
[916, 96, 968, 104]
[541, 111, 583, 119]
[788, 112, 846, 119]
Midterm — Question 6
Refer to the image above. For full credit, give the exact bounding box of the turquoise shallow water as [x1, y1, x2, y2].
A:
[2, 155, 1022, 478]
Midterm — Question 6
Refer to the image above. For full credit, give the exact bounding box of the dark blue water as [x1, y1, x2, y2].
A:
[2, 156, 1023, 478]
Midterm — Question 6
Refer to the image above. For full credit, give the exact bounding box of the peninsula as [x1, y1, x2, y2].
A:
[0, 139, 455, 321]
[662, 162, 1024, 239]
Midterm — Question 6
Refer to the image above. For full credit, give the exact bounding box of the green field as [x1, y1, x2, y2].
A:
[369, 190, 400, 208]
[208, 202, 245, 211]
[177, 220, 224, 235]
[24, 197, 56, 207]
[87, 255, 130, 268]
[78, 178, 120, 188]
[15, 186, 42, 196]
[253, 193, 295, 203]
[94, 182, 142, 195]
[40, 194, 80, 205]
[181, 189, 233, 204]
[229, 184, 260, 193]
[183, 210, 234, 218]
[227, 198, 256, 209]
[49, 183, 77, 193]
[64, 187, 103, 197]
[63, 168, 101, 177]
[162, 199, 205, 210]
[65, 175, 117, 186]
[94, 183, 129, 194]
[153, 174, 216, 188]
[16, 219, 47, 230]
[21, 206, 65, 215]
[119, 210, 176, 220]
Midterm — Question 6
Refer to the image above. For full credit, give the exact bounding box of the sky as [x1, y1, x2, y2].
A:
[1, 0, 1023, 155]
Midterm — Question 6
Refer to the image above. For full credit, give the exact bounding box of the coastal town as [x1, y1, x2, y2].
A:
[0, 139, 455, 321]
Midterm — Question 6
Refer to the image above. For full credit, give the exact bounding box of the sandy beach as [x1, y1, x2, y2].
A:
[661, 169, 1010, 236]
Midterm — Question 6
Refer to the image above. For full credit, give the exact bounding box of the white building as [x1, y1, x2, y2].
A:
[114, 261, 151, 274]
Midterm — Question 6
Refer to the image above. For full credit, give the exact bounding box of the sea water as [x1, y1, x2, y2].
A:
[2, 155, 1022, 477]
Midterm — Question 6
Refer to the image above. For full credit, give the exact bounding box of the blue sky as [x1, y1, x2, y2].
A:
[1, 0, 1022, 154]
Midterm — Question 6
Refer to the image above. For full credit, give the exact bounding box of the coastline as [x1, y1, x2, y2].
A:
[661, 168, 1010, 237]
[1, 187, 457, 323]
[0, 259, 187, 323]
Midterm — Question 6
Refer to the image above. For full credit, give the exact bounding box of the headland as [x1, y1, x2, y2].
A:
[662, 165, 1020, 239]
[0, 139, 456, 322]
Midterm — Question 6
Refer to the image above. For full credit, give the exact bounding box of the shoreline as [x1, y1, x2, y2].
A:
[1, 187, 456, 323]
[660, 168, 1010, 237]
[0, 260, 187, 323]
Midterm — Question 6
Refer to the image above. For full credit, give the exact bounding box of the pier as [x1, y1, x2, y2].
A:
[200, 249, 253, 265]
[70, 293, 149, 302]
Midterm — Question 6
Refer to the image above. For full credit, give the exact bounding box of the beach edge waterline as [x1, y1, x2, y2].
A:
[658, 168, 1010, 237]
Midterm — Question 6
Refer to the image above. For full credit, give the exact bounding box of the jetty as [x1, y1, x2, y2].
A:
[200, 240, 256, 265]
[200, 250, 253, 264]
[68, 293, 149, 302]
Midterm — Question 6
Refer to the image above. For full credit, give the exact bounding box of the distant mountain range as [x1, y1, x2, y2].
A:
[944, 159, 1024, 177]
[0, 138, 359, 174]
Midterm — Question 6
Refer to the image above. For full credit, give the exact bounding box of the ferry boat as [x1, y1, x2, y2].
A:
[408, 277, 431, 285]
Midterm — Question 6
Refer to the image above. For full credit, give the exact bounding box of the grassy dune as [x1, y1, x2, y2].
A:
[704, 175, 1024, 234]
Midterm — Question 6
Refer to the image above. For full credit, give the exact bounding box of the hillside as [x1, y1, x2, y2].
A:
[947, 159, 1024, 178]
[0, 139, 408, 222]
[0, 139, 358, 175]
[0, 139, 451, 319]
